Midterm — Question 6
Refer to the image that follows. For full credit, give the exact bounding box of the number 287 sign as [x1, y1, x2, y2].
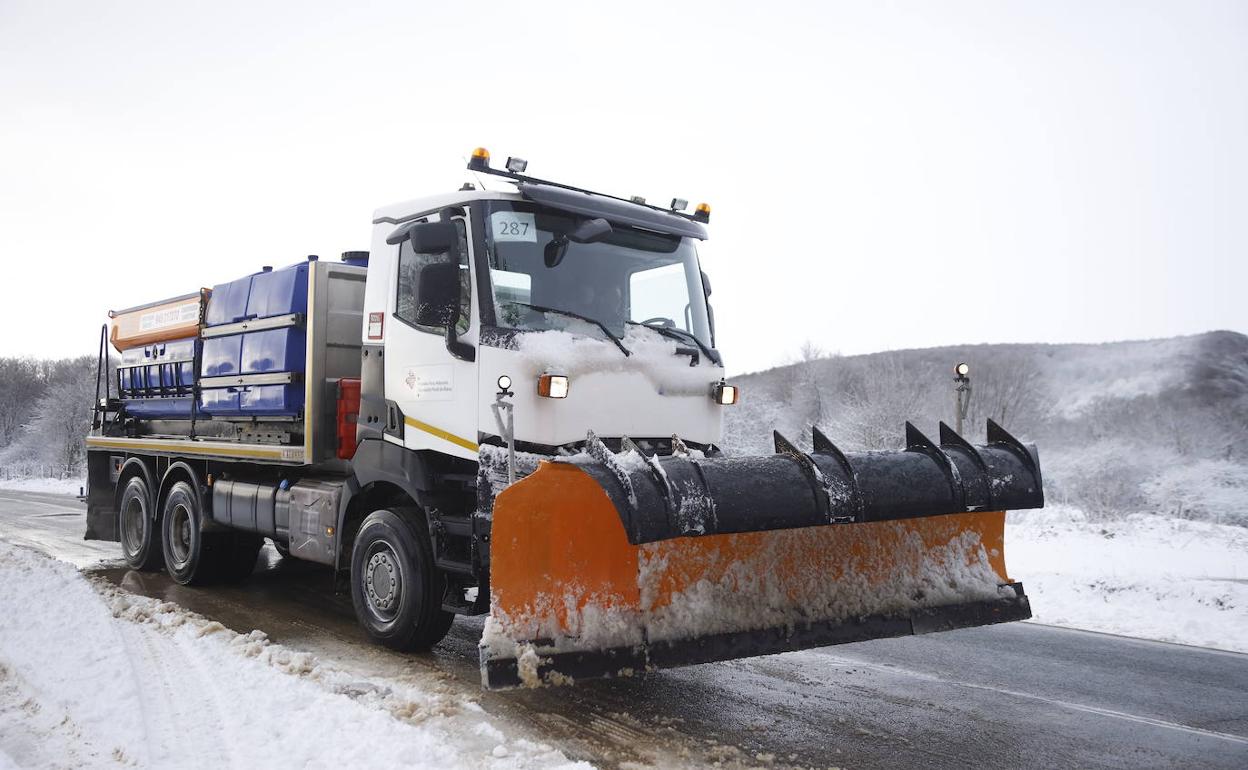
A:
[489, 212, 537, 243]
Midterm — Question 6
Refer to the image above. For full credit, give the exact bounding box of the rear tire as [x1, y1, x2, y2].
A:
[119, 475, 162, 571]
[161, 480, 220, 585]
[350, 507, 454, 651]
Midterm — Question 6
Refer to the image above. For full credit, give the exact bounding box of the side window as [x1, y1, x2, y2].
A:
[396, 218, 471, 335]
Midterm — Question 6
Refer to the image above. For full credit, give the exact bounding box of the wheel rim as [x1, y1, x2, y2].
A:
[169, 503, 193, 568]
[363, 542, 403, 621]
[121, 493, 146, 558]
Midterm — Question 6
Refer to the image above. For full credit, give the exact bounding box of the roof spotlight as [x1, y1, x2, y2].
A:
[955, 362, 970, 377]
[505, 156, 528, 173]
[671, 198, 689, 211]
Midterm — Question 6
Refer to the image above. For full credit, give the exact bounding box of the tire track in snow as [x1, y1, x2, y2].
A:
[119, 623, 234, 767]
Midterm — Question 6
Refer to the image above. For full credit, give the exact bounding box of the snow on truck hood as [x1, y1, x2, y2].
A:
[509, 327, 723, 396]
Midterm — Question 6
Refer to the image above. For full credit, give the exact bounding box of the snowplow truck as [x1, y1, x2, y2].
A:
[84, 149, 1044, 689]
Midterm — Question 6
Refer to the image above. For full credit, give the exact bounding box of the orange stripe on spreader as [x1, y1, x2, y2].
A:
[490, 462, 1010, 639]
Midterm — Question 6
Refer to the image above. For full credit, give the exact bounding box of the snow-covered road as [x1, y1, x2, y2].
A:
[1, 488, 1246, 769]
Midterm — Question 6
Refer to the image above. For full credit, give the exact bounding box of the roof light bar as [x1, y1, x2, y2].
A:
[463, 147, 711, 226]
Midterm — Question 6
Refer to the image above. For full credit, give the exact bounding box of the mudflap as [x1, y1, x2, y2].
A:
[480, 440, 1039, 689]
[84, 503, 119, 542]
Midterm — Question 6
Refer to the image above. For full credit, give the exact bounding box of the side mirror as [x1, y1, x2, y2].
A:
[414, 262, 460, 327]
[387, 221, 458, 253]
[701, 270, 712, 297]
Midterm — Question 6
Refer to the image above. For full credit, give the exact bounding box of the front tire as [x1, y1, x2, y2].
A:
[119, 475, 162, 571]
[350, 508, 454, 651]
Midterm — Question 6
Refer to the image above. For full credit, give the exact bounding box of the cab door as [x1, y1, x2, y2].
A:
[383, 211, 480, 460]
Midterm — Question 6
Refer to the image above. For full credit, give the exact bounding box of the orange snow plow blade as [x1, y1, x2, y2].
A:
[481, 426, 1038, 689]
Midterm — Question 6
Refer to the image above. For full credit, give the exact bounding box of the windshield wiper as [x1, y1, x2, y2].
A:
[514, 302, 631, 357]
[627, 321, 721, 366]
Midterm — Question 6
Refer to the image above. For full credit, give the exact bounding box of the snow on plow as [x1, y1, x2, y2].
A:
[480, 420, 1043, 689]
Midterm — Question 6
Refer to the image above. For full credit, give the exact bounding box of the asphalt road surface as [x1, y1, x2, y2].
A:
[2, 487, 1245, 769]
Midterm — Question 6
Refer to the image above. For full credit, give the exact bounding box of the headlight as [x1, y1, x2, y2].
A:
[538, 374, 570, 399]
[711, 381, 739, 405]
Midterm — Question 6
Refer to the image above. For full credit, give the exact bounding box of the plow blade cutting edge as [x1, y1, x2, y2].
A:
[480, 420, 1043, 689]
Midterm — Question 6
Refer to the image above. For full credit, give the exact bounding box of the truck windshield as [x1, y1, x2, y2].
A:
[481, 201, 713, 349]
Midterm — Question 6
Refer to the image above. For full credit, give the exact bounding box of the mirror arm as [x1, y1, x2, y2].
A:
[445, 327, 475, 362]
[443, 225, 475, 361]
[386, 222, 414, 245]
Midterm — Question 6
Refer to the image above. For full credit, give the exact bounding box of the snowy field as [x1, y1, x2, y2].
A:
[0, 477, 85, 496]
[0, 541, 587, 770]
[1008, 505, 1248, 653]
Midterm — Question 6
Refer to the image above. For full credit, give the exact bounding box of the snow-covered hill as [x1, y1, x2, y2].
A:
[724, 330, 1248, 524]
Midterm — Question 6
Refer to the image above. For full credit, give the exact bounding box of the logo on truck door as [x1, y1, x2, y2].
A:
[403, 365, 454, 401]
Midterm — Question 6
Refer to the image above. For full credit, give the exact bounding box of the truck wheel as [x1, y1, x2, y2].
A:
[350, 508, 454, 651]
[161, 480, 219, 585]
[119, 476, 162, 571]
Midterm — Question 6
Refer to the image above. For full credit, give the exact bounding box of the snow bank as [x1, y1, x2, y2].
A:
[0, 476, 85, 496]
[1007, 505, 1248, 652]
[0, 542, 589, 769]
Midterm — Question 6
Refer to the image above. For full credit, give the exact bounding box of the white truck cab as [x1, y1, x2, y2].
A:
[359, 168, 729, 463]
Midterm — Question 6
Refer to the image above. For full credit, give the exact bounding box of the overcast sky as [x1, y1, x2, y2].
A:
[1, 0, 1244, 374]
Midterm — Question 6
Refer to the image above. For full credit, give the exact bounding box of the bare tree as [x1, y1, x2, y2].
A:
[0, 357, 42, 448]
[16, 357, 96, 477]
[826, 353, 928, 450]
[964, 352, 1050, 438]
